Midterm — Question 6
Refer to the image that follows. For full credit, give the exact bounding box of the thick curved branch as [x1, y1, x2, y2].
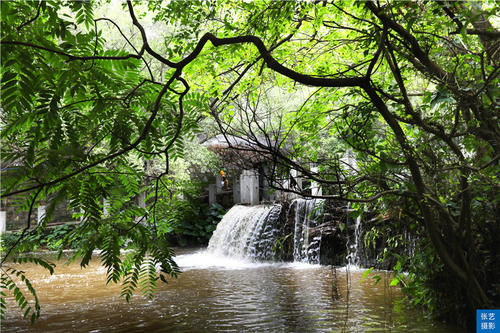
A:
[210, 18, 305, 111]
[126, 1, 177, 68]
[127, 1, 367, 87]
[365, 1, 452, 85]
[194, 33, 368, 87]
[362, 83, 470, 285]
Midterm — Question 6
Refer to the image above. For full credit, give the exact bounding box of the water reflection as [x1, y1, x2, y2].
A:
[2, 250, 465, 332]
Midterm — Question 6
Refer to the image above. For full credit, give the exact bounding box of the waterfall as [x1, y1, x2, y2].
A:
[208, 199, 326, 264]
[208, 204, 282, 260]
[346, 215, 362, 267]
[290, 198, 324, 264]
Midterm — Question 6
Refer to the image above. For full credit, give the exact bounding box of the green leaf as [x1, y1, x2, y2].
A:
[390, 277, 399, 287]
[361, 267, 374, 283]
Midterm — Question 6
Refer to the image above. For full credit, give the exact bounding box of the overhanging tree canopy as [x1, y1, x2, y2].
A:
[1, 0, 498, 326]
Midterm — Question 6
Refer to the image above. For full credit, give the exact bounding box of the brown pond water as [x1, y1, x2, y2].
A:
[2, 249, 466, 332]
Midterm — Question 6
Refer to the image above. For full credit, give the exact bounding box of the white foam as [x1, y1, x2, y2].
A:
[284, 261, 322, 270]
[174, 251, 274, 270]
[173, 250, 328, 272]
[338, 265, 369, 273]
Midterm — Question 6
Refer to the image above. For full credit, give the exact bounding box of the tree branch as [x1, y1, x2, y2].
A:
[16, 1, 42, 31]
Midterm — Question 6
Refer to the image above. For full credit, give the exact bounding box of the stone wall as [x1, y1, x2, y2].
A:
[1, 198, 75, 231]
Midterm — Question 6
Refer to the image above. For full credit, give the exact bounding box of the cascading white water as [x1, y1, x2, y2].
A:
[208, 200, 326, 264]
[291, 198, 324, 264]
[208, 204, 282, 260]
[346, 215, 362, 267]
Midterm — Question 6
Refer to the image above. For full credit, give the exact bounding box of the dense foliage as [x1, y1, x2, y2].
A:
[1, 0, 498, 328]
[0, 224, 82, 252]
